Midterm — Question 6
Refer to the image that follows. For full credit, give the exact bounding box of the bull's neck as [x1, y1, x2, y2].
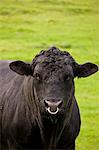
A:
[23, 76, 42, 124]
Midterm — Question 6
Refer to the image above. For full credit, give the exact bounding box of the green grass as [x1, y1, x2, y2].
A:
[0, 0, 99, 149]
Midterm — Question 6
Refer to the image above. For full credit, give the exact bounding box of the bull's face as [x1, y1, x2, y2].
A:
[9, 47, 98, 115]
[33, 62, 74, 115]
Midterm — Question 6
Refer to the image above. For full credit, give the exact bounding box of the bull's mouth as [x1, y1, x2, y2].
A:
[46, 107, 59, 115]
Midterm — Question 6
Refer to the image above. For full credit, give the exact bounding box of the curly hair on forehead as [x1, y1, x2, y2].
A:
[34, 46, 70, 59]
[32, 46, 78, 70]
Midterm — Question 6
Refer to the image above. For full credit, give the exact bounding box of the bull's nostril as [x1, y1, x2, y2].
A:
[44, 100, 49, 108]
[58, 101, 63, 108]
[44, 99, 63, 108]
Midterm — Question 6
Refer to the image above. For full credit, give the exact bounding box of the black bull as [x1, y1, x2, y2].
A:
[0, 47, 98, 150]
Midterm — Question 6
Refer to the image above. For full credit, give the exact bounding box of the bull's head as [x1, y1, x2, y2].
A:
[9, 47, 98, 115]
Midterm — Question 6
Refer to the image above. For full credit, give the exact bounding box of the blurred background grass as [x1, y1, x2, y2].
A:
[0, 0, 99, 149]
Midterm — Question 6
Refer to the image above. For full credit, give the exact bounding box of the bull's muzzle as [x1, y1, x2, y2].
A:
[44, 100, 63, 115]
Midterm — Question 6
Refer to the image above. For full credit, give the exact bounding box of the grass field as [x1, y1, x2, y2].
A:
[0, 0, 99, 149]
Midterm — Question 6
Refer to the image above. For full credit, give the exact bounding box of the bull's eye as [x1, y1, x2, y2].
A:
[34, 73, 42, 81]
[64, 74, 70, 81]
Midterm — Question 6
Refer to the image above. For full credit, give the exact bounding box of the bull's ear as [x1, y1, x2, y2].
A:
[9, 61, 33, 76]
[74, 62, 98, 78]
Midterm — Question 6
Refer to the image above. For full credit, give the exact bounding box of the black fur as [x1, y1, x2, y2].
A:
[0, 47, 98, 150]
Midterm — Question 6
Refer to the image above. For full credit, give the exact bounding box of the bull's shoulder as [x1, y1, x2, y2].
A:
[0, 60, 25, 80]
[0, 60, 25, 101]
[0, 60, 15, 78]
[0, 60, 12, 66]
